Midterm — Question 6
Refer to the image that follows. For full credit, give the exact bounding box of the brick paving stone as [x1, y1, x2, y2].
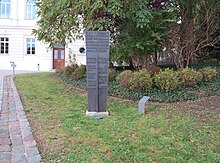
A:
[17, 110, 26, 116]
[19, 122, 28, 130]
[19, 122, 29, 129]
[22, 131, 33, 139]
[0, 116, 9, 123]
[11, 127, 21, 135]
[9, 115, 18, 122]
[11, 135, 23, 147]
[0, 152, 11, 160]
[18, 115, 27, 120]
[0, 122, 8, 126]
[21, 126, 31, 132]
[12, 155, 28, 163]
[24, 135, 34, 142]
[0, 126, 9, 134]
[9, 121, 19, 127]
[0, 111, 9, 115]
[0, 160, 11, 163]
[0, 139, 11, 146]
[23, 140, 36, 148]
[0, 133, 9, 139]
[26, 147, 40, 157]
[27, 155, 42, 163]
[12, 145, 25, 155]
[19, 119, 28, 123]
[0, 146, 10, 152]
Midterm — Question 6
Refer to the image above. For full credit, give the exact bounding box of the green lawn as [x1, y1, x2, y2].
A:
[15, 73, 220, 162]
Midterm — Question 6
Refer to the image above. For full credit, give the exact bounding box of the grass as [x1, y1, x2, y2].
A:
[15, 73, 220, 162]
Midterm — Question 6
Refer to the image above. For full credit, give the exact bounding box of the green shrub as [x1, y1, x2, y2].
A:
[128, 70, 153, 92]
[179, 67, 203, 87]
[108, 68, 117, 81]
[71, 65, 86, 80]
[116, 70, 133, 88]
[143, 64, 162, 76]
[57, 64, 220, 103]
[64, 64, 78, 77]
[154, 68, 180, 91]
[201, 67, 217, 81]
[55, 66, 65, 74]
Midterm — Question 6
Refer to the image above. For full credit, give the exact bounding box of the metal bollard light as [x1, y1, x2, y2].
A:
[10, 61, 16, 77]
[37, 64, 40, 71]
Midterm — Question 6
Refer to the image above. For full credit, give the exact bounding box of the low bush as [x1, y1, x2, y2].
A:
[55, 66, 65, 74]
[108, 68, 117, 81]
[57, 64, 220, 103]
[129, 70, 153, 92]
[179, 67, 203, 87]
[147, 87, 198, 102]
[58, 73, 199, 102]
[71, 65, 86, 80]
[116, 70, 133, 89]
[64, 64, 78, 77]
[154, 68, 180, 91]
[201, 67, 217, 81]
[198, 73, 220, 96]
[57, 73, 86, 90]
[143, 64, 162, 76]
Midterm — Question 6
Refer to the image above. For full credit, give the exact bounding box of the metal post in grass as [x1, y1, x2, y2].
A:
[37, 63, 40, 71]
[10, 61, 16, 77]
[85, 31, 110, 118]
[138, 96, 150, 113]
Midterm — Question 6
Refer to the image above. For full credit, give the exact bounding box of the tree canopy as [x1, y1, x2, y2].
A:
[33, 0, 220, 68]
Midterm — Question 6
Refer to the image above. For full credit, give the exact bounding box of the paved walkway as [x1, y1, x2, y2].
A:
[0, 71, 42, 163]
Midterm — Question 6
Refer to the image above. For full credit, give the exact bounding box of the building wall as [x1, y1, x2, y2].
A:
[66, 39, 86, 66]
[0, 27, 53, 71]
[0, 0, 86, 71]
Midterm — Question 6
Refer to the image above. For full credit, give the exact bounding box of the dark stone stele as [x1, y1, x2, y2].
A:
[85, 31, 110, 113]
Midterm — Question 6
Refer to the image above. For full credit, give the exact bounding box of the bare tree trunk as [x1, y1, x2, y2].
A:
[166, 1, 220, 69]
[129, 58, 135, 70]
[180, 2, 195, 68]
[154, 47, 158, 65]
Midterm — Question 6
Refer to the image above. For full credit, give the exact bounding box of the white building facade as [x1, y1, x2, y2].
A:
[0, 0, 86, 71]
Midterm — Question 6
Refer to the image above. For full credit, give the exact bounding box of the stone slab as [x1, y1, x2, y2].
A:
[86, 111, 109, 117]
[138, 96, 150, 113]
[85, 31, 110, 114]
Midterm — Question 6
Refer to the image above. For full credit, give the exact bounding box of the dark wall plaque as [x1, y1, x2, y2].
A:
[85, 31, 110, 113]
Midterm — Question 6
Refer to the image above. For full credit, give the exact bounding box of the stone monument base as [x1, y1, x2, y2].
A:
[86, 111, 109, 117]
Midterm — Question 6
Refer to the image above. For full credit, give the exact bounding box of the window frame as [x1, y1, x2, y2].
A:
[0, 0, 11, 19]
[26, 38, 36, 55]
[26, 0, 37, 20]
[0, 37, 9, 55]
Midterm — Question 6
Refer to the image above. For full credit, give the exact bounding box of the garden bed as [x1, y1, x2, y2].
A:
[56, 63, 220, 103]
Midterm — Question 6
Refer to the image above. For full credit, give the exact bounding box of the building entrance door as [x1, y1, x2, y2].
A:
[53, 48, 65, 69]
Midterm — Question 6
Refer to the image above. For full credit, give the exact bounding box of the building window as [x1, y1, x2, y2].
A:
[26, 0, 37, 20]
[0, 37, 9, 54]
[79, 47, 85, 54]
[0, 0, 11, 18]
[60, 50, 65, 60]
[27, 38, 35, 55]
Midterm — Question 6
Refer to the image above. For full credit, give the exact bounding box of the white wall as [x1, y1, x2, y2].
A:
[0, 27, 52, 71]
[0, 0, 86, 71]
[65, 39, 86, 66]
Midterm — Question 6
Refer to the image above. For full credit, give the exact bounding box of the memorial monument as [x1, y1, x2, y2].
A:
[85, 31, 110, 117]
